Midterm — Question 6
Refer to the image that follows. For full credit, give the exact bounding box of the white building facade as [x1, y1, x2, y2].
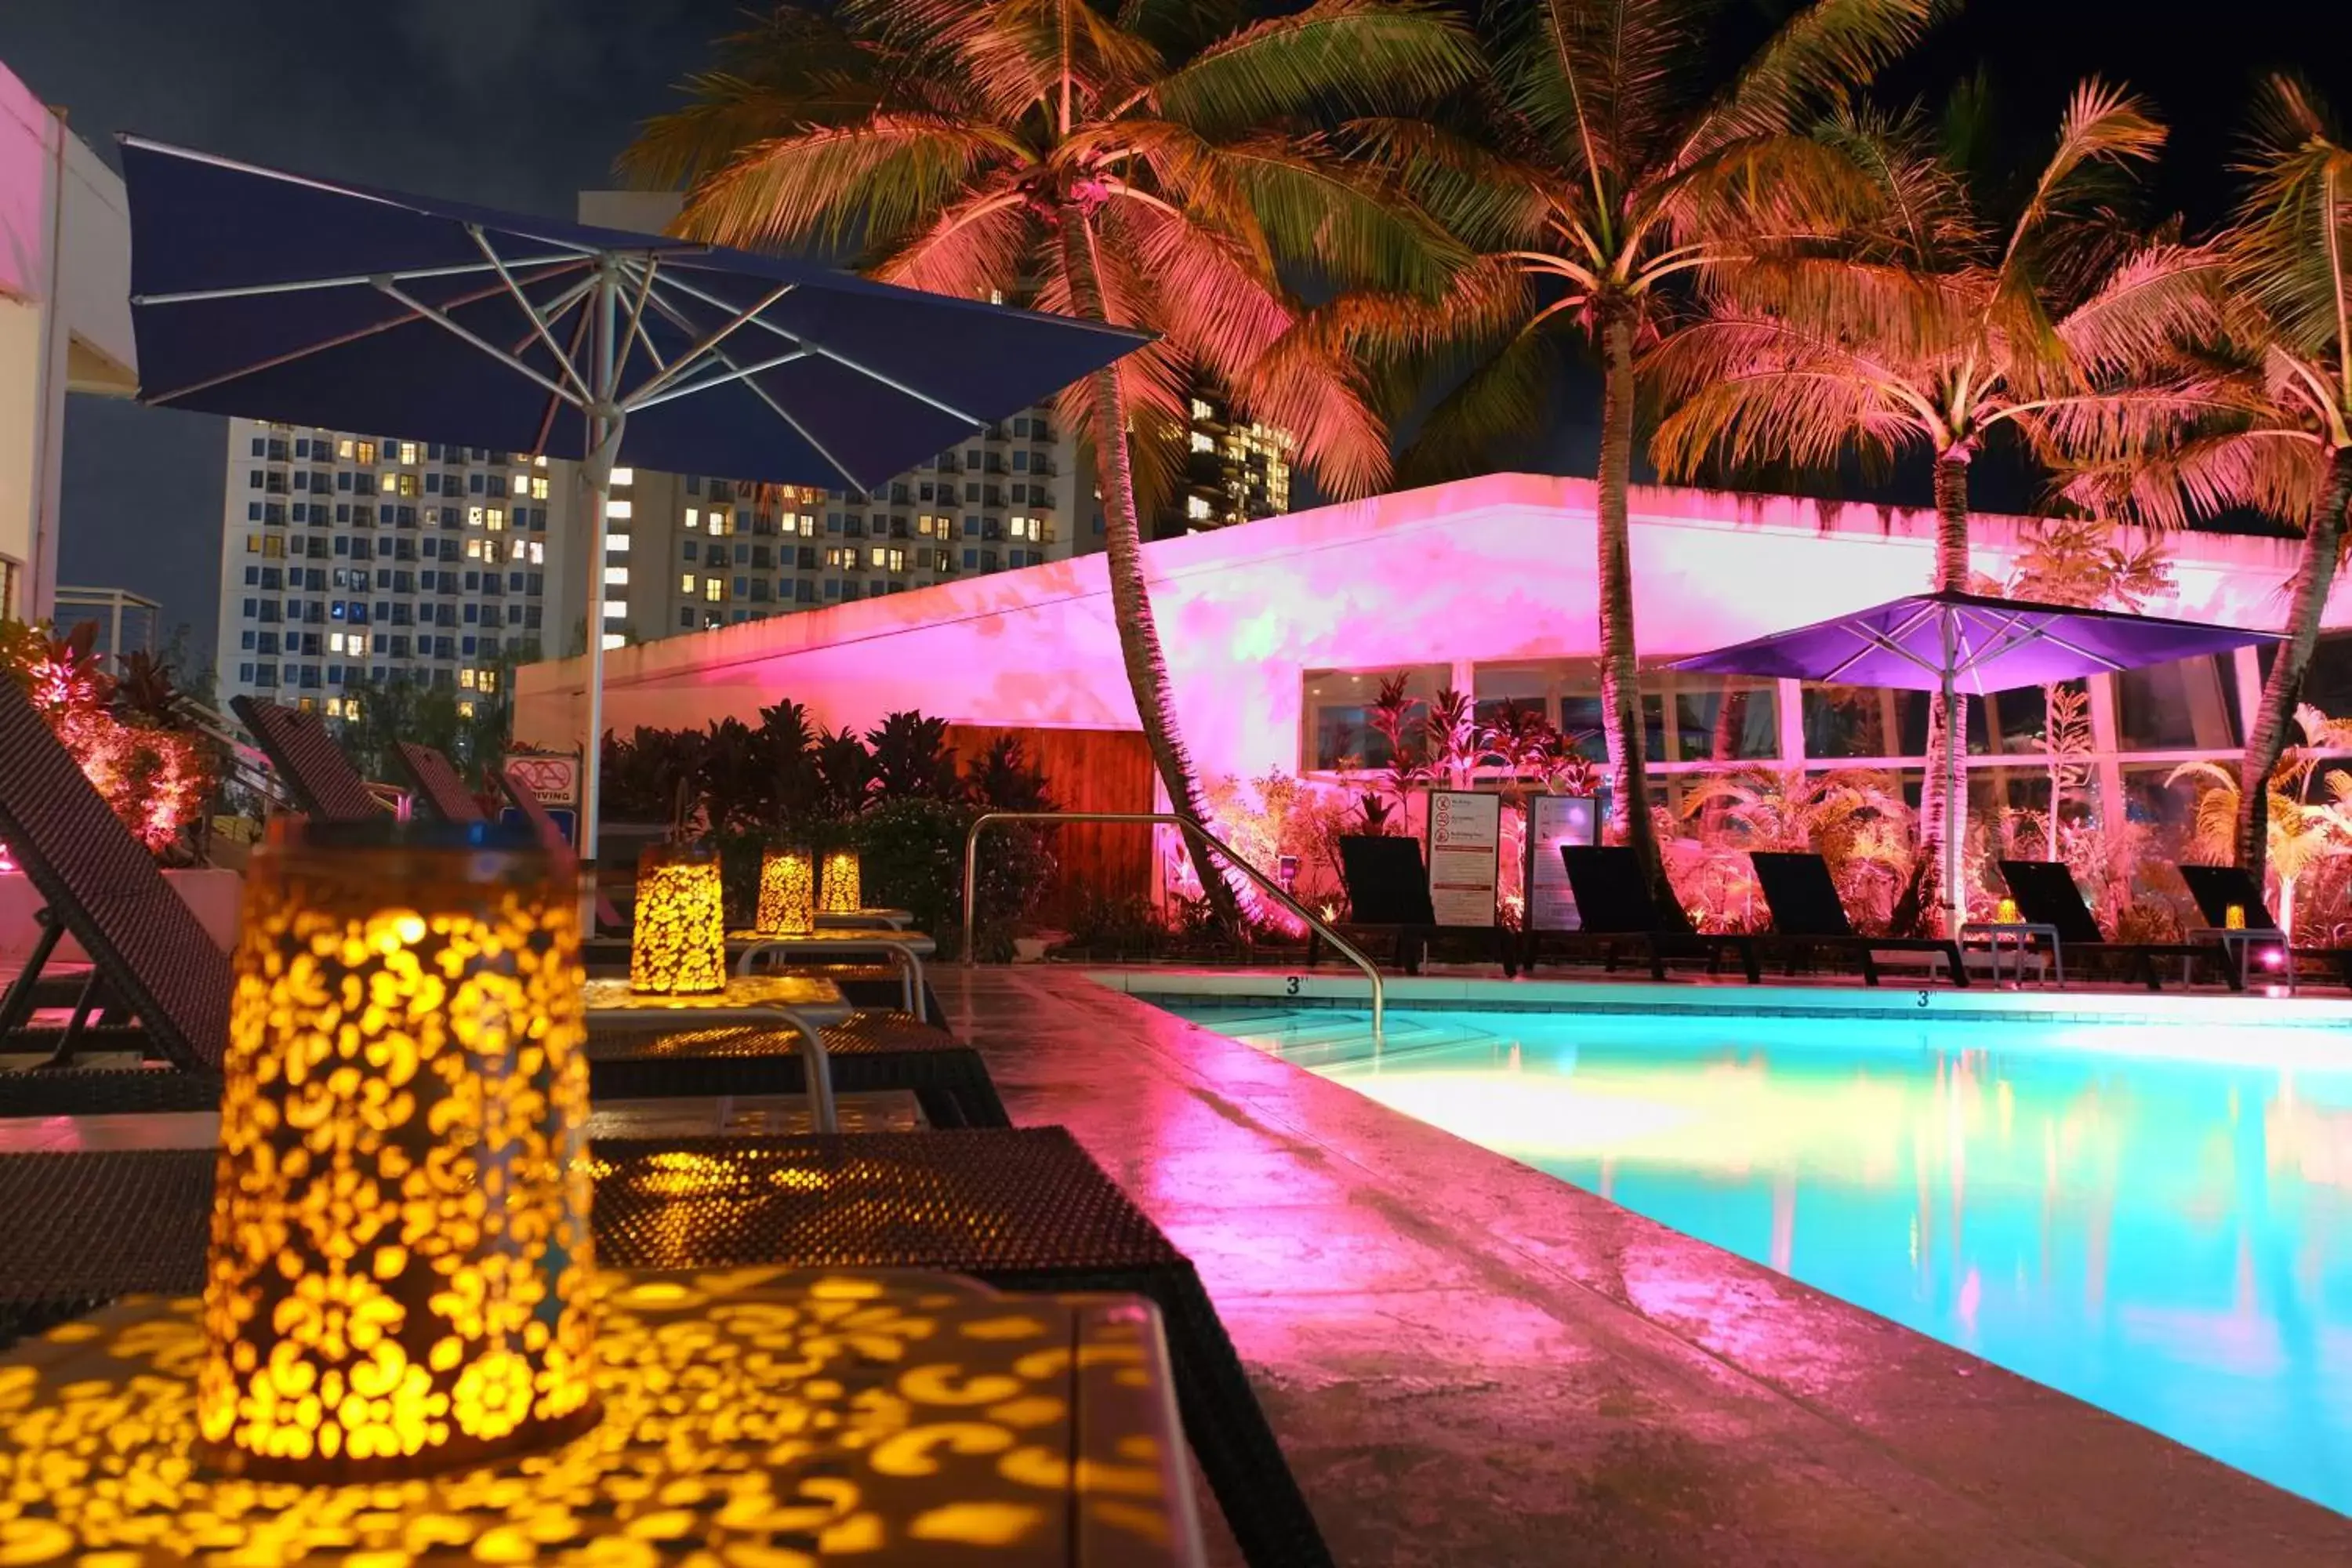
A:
[0, 59, 137, 624]
[212, 419, 575, 718]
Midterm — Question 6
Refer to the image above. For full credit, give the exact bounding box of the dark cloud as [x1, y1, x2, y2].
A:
[2, 0, 735, 668]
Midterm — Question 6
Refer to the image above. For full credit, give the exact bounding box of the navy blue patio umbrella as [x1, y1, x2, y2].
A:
[119, 136, 1149, 906]
[1671, 590, 2283, 930]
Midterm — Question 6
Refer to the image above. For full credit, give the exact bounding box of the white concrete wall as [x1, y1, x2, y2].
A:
[516, 472, 2347, 779]
[0, 57, 136, 622]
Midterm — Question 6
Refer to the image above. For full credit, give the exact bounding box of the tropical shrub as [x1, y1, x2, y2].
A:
[0, 619, 209, 860]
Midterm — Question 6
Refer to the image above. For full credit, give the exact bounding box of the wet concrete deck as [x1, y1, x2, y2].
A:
[938, 966, 2352, 1566]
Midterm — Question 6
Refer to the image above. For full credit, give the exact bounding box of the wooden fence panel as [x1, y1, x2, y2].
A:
[948, 725, 1154, 924]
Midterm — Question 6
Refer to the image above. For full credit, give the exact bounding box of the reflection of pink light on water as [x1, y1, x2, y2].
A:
[1956, 1265, 1982, 1340]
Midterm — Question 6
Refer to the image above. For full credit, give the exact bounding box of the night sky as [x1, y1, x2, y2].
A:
[5, 0, 2350, 673]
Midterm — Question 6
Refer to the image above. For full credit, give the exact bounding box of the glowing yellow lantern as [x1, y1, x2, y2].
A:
[1994, 896, 2020, 925]
[755, 845, 817, 935]
[819, 848, 862, 915]
[630, 843, 725, 994]
[2225, 902, 2247, 931]
[201, 818, 597, 1480]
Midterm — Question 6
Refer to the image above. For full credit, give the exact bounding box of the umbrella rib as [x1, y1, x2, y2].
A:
[134, 255, 588, 307]
[507, 275, 595, 358]
[142, 267, 570, 406]
[634, 287, 865, 490]
[619, 257, 665, 377]
[1819, 602, 1944, 682]
[621, 276, 797, 408]
[655, 273, 982, 425]
[2027, 629, 2125, 672]
[628, 347, 812, 412]
[470, 226, 589, 401]
[532, 299, 595, 458]
[374, 280, 581, 407]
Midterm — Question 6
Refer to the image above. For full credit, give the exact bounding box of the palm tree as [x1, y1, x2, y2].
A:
[2055, 78, 2352, 891]
[1643, 82, 2211, 927]
[1345, 0, 1935, 923]
[624, 0, 1475, 931]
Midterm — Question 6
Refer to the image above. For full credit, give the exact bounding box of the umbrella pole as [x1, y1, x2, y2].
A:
[1942, 615, 1963, 936]
[578, 262, 624, 934]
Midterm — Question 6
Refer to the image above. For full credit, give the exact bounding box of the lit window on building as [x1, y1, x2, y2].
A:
[610, 467, 634, 486]
[703, 579, 724, 603]
[604, 565, 629, 586]
[608, 499, 632, 520]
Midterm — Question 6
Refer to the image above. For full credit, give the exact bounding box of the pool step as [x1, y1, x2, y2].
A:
[1168, 1006, 1507, 1068]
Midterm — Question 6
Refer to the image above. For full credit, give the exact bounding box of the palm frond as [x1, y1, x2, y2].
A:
[1396, 316, 1558, 485]
[868, 180, 1040, 298]
[674, 116, 1029, 256]
[2051, 242, 2227, 377]
[1211, 135, 1468, 295]
[1679, 0, 1936, 168]
[2062, 423, 2326, 531]
[1152, 0, 1479, 137]
[1998, 78, 2165, 283]
[1343, 117, 1559, 250]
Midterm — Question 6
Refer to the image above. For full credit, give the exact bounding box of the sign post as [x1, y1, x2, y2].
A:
[1425, 789, 1502, 928]
[1524, 795, 1600, 950]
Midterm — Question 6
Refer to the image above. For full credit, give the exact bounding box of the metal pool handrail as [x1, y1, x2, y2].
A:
[960, 810, 1385, 1039]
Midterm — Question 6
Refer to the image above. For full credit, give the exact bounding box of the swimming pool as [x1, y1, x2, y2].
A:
[1151, 1000, 2352, 1517]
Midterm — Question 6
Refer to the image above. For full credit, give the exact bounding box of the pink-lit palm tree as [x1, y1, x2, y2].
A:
[1643, 83, 2215, 928]
[2056, 77, 2352, 891]
[625, 0, 1475, 931]
[1340, 0, 1935, 923]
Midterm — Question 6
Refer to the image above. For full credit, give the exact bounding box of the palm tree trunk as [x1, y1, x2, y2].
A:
[1595, 299, 1686, 930]
[2237, 444, 2352, 884]
[1059, 209, 1246, 935]
[1921, 450, 1973, 927]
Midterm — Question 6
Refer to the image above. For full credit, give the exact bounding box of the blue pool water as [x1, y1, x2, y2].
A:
[1156, 1002, 2352, 1516]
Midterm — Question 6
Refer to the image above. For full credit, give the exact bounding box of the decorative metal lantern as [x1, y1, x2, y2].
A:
[631, 842, 725, 995]
[755, 846, 817, 935]
[1994, 896, 2020, 925]
[2225, 902, 2248, 931]
[200, 818, 597, 1480]
[819, 848, 862, 915]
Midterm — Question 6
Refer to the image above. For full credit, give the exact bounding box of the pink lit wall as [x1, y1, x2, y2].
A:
[514, 472, 2344, 782]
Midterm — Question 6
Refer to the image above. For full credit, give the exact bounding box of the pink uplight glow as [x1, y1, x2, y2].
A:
[521, 475, 2343, 804]
[19, 650, 209, 854]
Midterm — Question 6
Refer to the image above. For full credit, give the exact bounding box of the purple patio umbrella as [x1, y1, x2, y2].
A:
[1670, 590, 2285, 929]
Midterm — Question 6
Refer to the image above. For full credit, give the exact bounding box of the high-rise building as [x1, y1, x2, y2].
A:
[597, 403, 1088, 639]
[212, 419, 576, 720]
[1161, 389, 1295, 538]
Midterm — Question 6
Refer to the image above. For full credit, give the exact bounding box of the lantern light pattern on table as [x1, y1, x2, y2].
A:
[199, 818, 597, 1480]
[756, 846, 817, 935]
[630, 844, 726, 995]
[819, 849, 862, 916]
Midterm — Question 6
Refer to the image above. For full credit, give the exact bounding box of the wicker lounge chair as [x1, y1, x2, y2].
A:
[1995, 859, 2239, 992]
[2176, 863, 2352, 988]
[1748, 851, 1969, 986]
[1306, 835, 1515, 975]
[229, 695, 387, 819]
[0, 681, 228, 1110]
[388, 739, 485, 822]
[1551, 845, 1762, 982]
[0, 687, 1002, 1126]
[0, 1132, 1330, 1566]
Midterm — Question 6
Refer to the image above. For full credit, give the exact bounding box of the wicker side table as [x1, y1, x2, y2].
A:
[0, 1267, 1204, 1566]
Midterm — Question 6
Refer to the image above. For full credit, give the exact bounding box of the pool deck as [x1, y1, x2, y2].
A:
[942, 964, 2352, 1566]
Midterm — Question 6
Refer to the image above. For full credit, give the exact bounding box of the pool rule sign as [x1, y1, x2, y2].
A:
[1425, 789, 1502, 927]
